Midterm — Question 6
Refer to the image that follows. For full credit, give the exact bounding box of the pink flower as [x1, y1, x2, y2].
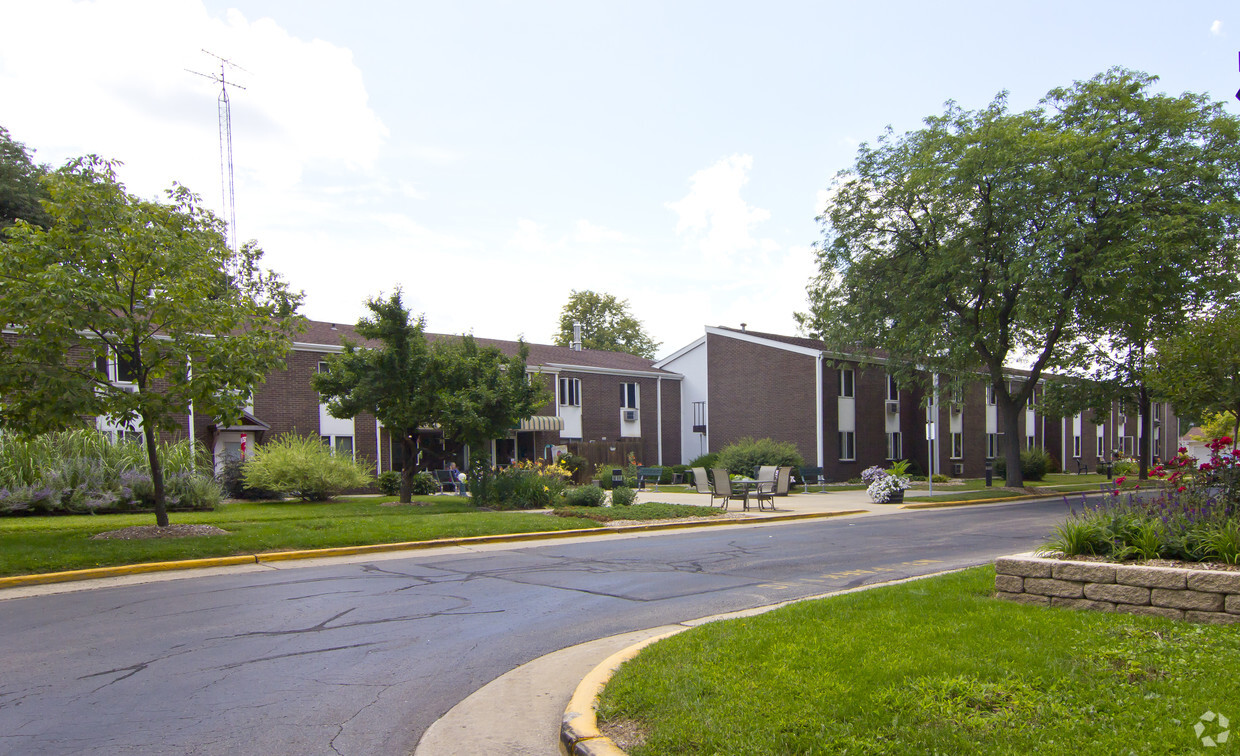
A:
[1177, 486, 1186, 492]
[1178, 446, 1188, 454]
[1114, 476, 1126, 485]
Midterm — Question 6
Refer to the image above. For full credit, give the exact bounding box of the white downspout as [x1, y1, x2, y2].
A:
[815, 353, 824, 468]
[656, 377, 663, 465]
[375, 418, 383, 476]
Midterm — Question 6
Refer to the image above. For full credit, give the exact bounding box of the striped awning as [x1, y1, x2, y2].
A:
[516, 415, 565, 431]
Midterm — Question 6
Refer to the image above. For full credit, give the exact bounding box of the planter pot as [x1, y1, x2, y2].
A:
[888, 489, 904, 503]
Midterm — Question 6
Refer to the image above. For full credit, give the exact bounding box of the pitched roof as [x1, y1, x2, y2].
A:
[296, 320, 677, 375]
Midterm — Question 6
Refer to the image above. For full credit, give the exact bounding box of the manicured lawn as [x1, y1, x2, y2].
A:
[0, 496, 602, 576]
[598, 566, 1240, 755]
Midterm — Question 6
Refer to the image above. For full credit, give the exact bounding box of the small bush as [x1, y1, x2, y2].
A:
[687, 452, 719, 470]
[557, 453, 591, 484]
[931, 473, 949, 483]
[561, 485, 606, 507]
[376, 470, 401, 495]
[409, 470, 439, 496]
[242, 433, 373, 501]
[716, 437, 804, 476]
[994, 448, 1049, 481]
[218, 458, 280, 500]
[610, 486, 637, 507]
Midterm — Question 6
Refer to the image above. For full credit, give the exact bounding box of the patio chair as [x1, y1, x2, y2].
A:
[709, 467, 735, 511]
[775, 466, 794, 497]
[751, 468, 778, 511]
[432, 469, 457, 494]
[691, 466, 714, 500]
[756, 466, 777, 485]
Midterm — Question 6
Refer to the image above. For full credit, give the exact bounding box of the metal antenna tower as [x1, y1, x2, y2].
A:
[187, 50, 247, 254]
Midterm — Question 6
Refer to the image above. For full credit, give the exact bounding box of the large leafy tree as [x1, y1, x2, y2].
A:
[1040, 72, 1240, 478]
[0, 126, 50, 230]
[1151, 307, 1240, 449]
[799, 69, 1240, 486]
[0, 157, 303, 526]
[313, 291, 547, 502]
[554, 289, 660, 358]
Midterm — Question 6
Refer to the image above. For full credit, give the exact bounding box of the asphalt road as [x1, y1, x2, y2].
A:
[0, 499, 1072, 755]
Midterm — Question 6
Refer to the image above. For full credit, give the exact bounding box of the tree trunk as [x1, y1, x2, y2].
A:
[999, 395, 1024, 487]
[142, 419, 169, 527]
[1137, 386, 1151, 480]
[399, 434, 417, 504]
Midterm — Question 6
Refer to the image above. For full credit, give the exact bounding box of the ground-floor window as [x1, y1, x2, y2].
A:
[887, 431, 902, 460]
[322, 434, 354, 458]
[986, 433, 1000, 459]
[838, 431, 855, 461]
[1097, 435, 1105, 457]
[950, 432, 963, 459]
[1026, 435, 1036, 451]
[1073, 435, 1081, 458]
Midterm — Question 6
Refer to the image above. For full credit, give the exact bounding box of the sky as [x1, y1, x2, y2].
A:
[2, 1, 1238, 358]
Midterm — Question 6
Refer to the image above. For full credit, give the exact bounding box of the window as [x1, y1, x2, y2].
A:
[887, 431, 902, 460]
[1097, 435, 1105, 457]
[950, 386, 963, 405]
[838, 431, 855, 461]
[886, 374, 899, 402]
[1073, 435, 1082, 458]
[838, 369, 854, 398]
[986, 384, 997, 405]
[986, 433, 1000, 459]
[951, 432, 963, 459]
[96, 348, 139, 384]
[1154, 403, 1163, 422]
[321, 434, 354, 458]
[559, 377, 581, 407]
[1026, 435, 1036, 451]
[620, 382, 638, 409]
[1026, 387, 1036, 408]
[317, 360, 329, 374]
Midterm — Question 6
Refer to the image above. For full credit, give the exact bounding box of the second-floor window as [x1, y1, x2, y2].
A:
[620, 382, 638, 409]
[559, 377, 581, 406]
[839, 369, 854, 398]
[886, 374, 899, 402]
[96, 348, 138, 384]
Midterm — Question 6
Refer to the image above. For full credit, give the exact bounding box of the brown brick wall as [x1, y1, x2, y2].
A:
[706, 333, 818, 464]
[660, 378, 681, 467]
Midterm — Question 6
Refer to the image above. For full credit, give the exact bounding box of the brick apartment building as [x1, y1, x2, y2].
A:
[656, 326, 1181, 478]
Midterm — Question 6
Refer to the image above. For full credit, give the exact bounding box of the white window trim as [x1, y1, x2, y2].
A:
[839, 430, 856, 461]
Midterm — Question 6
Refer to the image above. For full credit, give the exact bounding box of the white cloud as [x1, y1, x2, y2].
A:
[1211, 20, 1224, 35]
[573, 219, 629, 244]
[0, 0, 386, 206]
[665, 154, 772, 262]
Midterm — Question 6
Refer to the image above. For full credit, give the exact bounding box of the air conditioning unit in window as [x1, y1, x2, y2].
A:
[951, 463, 964, 476]
[950, 404, 962, 416]
[885, 400, 900, 415]
[623, 409, 637, 422]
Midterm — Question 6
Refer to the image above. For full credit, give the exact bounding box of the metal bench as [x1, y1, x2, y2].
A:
[636, 466, 663, 491]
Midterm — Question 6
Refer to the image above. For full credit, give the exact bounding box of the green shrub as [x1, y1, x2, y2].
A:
[470, 460, 569, 509]
[561, 484, 606, 507]
[610, 486, 637, 507]
[557, 453, 591, 484]
[375, 470, 401, 495]
[716, 437, 804, 476]
[242, 433, 372, 501]
[218, 458, 280, 500]
[409, 470, 438, 496]
[931, 473, 949, 483]
[1112, 459, 1137, 477]
[993, 448, 1050, 481]
[687, 452, 719, 470]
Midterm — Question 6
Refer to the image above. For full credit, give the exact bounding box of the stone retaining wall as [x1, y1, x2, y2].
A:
[995, 554, 1240, 624]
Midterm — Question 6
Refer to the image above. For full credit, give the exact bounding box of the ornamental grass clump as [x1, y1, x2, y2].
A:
[0, 430, 217, 515]
[1042, 437, 1240, 564]
[241, 433, 372, 501]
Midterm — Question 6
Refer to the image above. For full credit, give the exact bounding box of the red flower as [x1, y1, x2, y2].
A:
[1178, 446, 1188, 454]
[1177, 486, 1186, 492]
[1114, 476, 1126, 485]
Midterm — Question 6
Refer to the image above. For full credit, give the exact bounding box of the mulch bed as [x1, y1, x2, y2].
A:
[90, 524, 231, 540]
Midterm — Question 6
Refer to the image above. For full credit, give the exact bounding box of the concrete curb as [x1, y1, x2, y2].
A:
[0, 509, 868, 590]
[558, 568, 970, 755]
[901, 491, 1065, 509]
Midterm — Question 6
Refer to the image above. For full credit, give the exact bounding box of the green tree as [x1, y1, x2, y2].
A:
[0, 126, 51, 230]
[0, 156, 303, 526]
[800, 69, 1240, 486]
[1152, 307, 1240, 448]
[554, 290, 660, 359]
[312, 291, 547, 502]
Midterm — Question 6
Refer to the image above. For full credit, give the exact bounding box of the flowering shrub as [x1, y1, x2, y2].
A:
[861, 466, 888, 484]
[1044, 436, 1240, 564]
[469, 458, 571, 509]
[864, 463, 910, 503]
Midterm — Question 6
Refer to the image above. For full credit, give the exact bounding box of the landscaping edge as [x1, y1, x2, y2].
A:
[995, 552, 1240, 624]
[0, 509, 867, 589]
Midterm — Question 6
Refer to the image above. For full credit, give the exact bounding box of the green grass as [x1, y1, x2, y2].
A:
[0, 496, 601, 576]
[553, 502, 725, 522]
[598, 566, 1240, 755]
